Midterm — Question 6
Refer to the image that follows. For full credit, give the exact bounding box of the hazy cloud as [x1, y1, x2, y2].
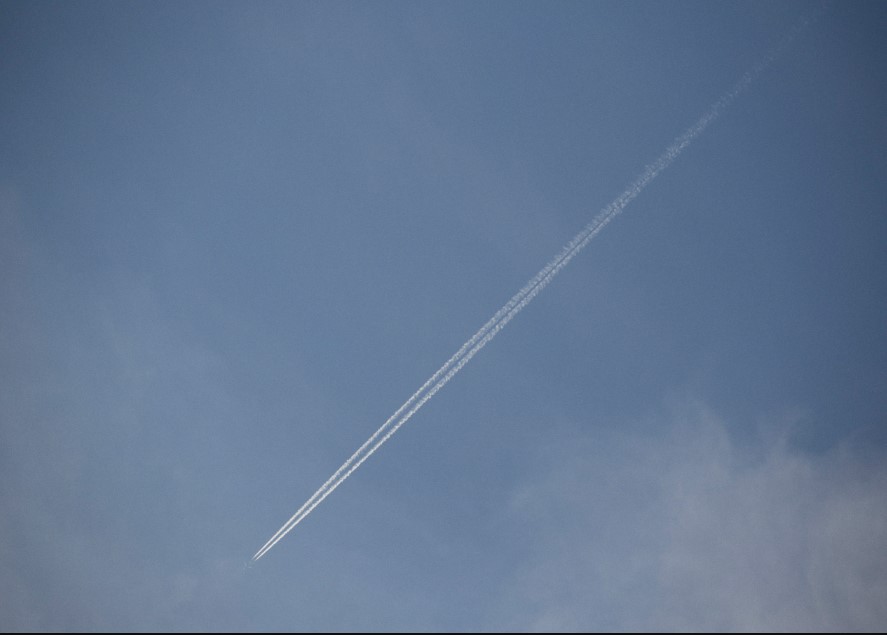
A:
[499, 402, 887, 631]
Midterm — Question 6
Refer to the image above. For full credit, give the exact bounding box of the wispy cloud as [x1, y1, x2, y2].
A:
[496, 402, 887, 631]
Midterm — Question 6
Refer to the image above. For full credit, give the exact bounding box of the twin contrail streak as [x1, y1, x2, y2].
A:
[251, 7, 824, 563]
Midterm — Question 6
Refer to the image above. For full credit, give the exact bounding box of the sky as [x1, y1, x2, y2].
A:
[1, 1, 886, 631]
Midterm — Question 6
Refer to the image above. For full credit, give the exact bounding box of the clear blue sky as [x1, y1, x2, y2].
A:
[2, 1, 886, 630]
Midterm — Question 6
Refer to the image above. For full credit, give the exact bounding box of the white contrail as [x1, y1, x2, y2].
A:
[251, 223, 587, 561]
[251, 6, 825, 562]
[252, 79, 736, 562]
[251, 221, 586, 561]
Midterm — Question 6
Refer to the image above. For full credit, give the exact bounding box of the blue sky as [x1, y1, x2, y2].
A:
[2, 1, 886, 630]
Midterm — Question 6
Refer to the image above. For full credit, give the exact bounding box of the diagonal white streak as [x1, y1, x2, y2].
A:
[250, 219, 590, 561]
[251, 5, 826, 562]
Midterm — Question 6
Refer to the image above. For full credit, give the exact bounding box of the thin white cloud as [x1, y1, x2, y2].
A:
[497, 402, 887, 632]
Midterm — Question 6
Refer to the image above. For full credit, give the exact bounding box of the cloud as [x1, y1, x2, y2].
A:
[497, 401, 887, 631]
[0, 189, 253, 630]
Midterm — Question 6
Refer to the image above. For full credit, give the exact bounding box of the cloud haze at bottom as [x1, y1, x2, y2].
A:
[492, 402, 887, 632]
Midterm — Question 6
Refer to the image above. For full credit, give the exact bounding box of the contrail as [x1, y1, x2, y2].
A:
[251, 210, 588, 561]
[251, 233, 586, 561]
[252, 6, 825, 562]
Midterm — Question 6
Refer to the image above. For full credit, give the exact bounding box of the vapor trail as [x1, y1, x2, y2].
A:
[251, 221, 585, 561]
[251, 6, 825, 562]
